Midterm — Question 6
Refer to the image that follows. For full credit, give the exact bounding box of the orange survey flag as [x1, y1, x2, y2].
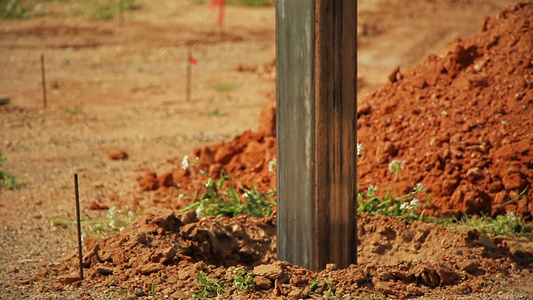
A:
[209, 0, 225, 27]
[188, 54, 198, 65]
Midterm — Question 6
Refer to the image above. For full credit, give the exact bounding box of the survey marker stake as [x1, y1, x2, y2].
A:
[41, 54, 47, 109]
[74, 173, 84, 280]
[186, 51, 198, 102]
[209, 0, 226, 33]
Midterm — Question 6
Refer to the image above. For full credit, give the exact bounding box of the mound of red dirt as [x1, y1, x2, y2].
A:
[50, 4, 533, 299]
[145, 2, 533, 221]
[357, 2, 533, 220]
[55, 208, 532, 299]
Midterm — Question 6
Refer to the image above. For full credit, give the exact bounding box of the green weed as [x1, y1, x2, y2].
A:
[0, 0, 30, 19]
[60, 102, 84, 115]
[0, 151, 18, 190]
[310, 278, 338, 299]
[150, 282, 157, 298]
[227, 0, 274, 6]
[214, 83, 234, 92]
[229, 267, 254, 291]
[180, 171, 275, 218]
[51, 207, 137, 236]
[193, 271, 228, 299]
[445, 211, 533, 238]
[89, 0, 141, 20]
[206, 109, 221, 117]
[357, 183, 430, 222]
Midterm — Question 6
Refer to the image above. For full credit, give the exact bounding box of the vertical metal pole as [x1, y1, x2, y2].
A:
[41, 54, 47, 109]
[118, 0, 124, 26]
[186, 50, 192, 102]
[74, 173, 84, 280]
[276, 0, 315, 270]
[314, 0, 357, 270]
[276, 0, 357, 271]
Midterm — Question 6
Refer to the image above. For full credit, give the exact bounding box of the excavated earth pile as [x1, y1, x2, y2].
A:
[143, 2, 533, 221]
[51, 3, 533, 299]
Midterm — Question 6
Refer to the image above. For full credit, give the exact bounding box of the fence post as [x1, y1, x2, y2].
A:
[276, 0, 357, 271]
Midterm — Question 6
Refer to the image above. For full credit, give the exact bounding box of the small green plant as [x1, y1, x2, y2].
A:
[227, 0, 275, 6]
[180, 171, 275, 218]
[89, 0, 141, 20]
[150, 282, 157, 297]
[214, 83, 234, 92]
[206, 109, 221, 117]
[0, 151, 18, 190]
[0, 0, 30, 19]
[230, 267, 254, 291]
[60, 102, 84, 115]
[51, 207, 137, 236]
[193, 271, 228, 299]
[447, 211, 533, 238]
[310, 278, 337, 299]
[358, 183, 430, 222]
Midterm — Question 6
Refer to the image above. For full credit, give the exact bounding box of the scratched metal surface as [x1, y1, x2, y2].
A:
[276, 0, 315, 270]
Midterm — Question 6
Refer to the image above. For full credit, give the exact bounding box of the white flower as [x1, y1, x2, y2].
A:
[505, 211, 519, 223]
[413, 183, 425, 194]
[268, 158, 277, 173]
[410, 198, 420, 209]
[400, 202, 410, 210]
[400, 198, 419, 211]
[357, 143, 364, 158]
[389, 159, 405, 176]
[107, 206, 117, 219]
[195, 204, 204, 217]
[181, 155, 190, 170]
[366, 185, 378, 197]
[205, 178, 212, 188]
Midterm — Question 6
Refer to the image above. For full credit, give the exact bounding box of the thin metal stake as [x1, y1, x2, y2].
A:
[118, 0, 124, 26]
[186, 50, 192, 102]
[74, 173, 84, 280]
[41, 54, 47, 109]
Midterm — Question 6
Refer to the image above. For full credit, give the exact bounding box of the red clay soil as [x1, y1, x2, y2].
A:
[54, 208, 533, 299]
[357, 2, 533, 220]
[51, 3, 533, 299]
[142, 2, 533, 221]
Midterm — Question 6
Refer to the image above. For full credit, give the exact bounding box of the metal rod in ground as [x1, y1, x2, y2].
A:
[186, 50, 192, 102]
[74, 173, 84, 280]
[41, 54, 47, 109]
[118, 0, 124, 26]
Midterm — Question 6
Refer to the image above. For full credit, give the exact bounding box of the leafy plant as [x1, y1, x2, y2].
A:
[227, 0, 275, 6]
[60, 102, 84, 115]
[51, 207, 137, 236]
[446, 211, 533, 238]
[150, 282, 157, 298]
[310, 278, 338, 299]
[180, 171, 275, 218]
[88, 0, 141, 20]
[0, 0, 30, 19]
[230, 267, 254, 291]
[206, 109, 221, 117]
[357, 183, 430, 222]
[193, 271, 228, 299]
[0, 151, 18, 190]
[214, 83, 234, 92]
